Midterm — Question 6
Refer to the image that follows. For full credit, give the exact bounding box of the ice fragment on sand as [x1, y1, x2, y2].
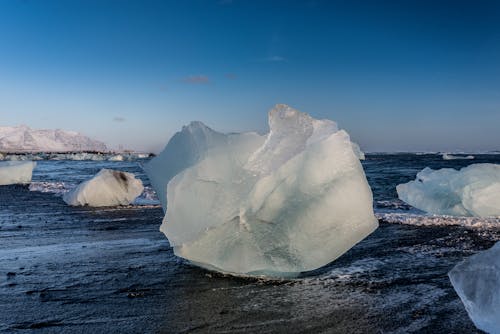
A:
[146, 104, 377, 277]
[63, 169, 143, 207]
[0, 161, 36, 185]
[397, 164, 500, 217]
[449, 242, 500, 334]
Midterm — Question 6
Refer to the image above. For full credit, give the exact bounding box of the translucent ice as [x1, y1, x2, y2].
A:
[0, 161, 36, 185]
[146, 104, 377, 277]
[144, 120, 238, 210]
[449, 242, 500, 334]
[397, 164, 500, 217]
[63, 169, 144, 207]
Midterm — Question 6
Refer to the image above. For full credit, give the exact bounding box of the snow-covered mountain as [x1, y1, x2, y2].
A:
[0, 125, 108, 152]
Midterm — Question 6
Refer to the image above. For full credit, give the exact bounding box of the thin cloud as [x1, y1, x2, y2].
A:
[257, 56, 287, 63]
[113, 116, 126, 122]
[182, 75, 210, 84]
[268, 56, 286, 62]
[225, 73, 237, 80]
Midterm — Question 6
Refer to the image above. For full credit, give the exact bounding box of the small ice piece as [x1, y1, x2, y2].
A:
[146, 104, 377, 277]
[0, 161, 36, 185]
[63, 169, 144, 207]
[397, 164, 500, 217]
[449, 242, 500, 334]
[108, 154, 124, 161]
[442, 153, 474, 160]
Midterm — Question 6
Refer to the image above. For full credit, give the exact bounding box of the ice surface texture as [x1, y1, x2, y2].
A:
[397, 164, 500, 217]
[0, 161, 36, 185]
[63, 169, 144, 207]
[449, 242, 500, 334]
[146, 104, 377, 277]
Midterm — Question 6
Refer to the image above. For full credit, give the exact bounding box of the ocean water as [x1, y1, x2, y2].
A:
[1, 154, 499, 333]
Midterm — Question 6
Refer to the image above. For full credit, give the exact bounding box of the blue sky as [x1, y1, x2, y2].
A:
[1, 0, 499, 152]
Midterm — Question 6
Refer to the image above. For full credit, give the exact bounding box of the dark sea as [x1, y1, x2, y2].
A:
[1, 154, 499, 333]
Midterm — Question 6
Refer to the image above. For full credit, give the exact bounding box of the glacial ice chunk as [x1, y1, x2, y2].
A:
[144, 120, 238, 211]
[442, 153, 474, 160]
[146, 104, 378, 277]
[108, 154, 124, 161]
[397, 164, 500, 217]
[449, 242, 500, 334]
[0, 161, 36, 185]
[63, 169, 144, 207]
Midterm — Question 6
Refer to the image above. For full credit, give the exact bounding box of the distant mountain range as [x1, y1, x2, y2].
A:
[0, 125, 108, 152]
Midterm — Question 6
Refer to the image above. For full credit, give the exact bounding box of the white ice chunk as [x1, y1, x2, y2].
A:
[0, 161, 36, 185]
[449, 242, 500, 334]
[442, 153, 474, 160]
[147, 104, 377, 277]
[108, 154, 124, 161]
[397, 164, 500, 217]
[63, 169, 144, 207]
[144, 121, 240, 211]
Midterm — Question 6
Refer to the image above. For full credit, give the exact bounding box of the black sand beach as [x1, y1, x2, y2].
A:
[1, 173, 498, 333]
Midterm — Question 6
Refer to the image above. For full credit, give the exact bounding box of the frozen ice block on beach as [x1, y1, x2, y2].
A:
[143, 121, 229, 211]
[397, 164, 500, 217]
[63, 169, 143, 207]
[146, 104, 378, 277]
[0, 161, 36, 185]
[108, 154, 124, 161]
[449, 242, 500, 334]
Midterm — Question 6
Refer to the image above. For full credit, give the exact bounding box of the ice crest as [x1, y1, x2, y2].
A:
[245, 104, 327, 174]
[397, 164, 500, 217]
[63, 169, 144, 207]
[143, 121, 230, 211]
[0, 161, 36, 185]
[146, 104, 377, 277]
[449, 242, 500, 334]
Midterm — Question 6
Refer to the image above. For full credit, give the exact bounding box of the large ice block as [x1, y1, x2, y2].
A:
[146, 104, 378, 277]
[449, 242, 500, 334]
[0, 161, 36, 185]
[397, 164, 500, 217]
[63, 169, 144, 207]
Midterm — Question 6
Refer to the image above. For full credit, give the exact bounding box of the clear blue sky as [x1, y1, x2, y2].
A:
[1, 0, 499, 152]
